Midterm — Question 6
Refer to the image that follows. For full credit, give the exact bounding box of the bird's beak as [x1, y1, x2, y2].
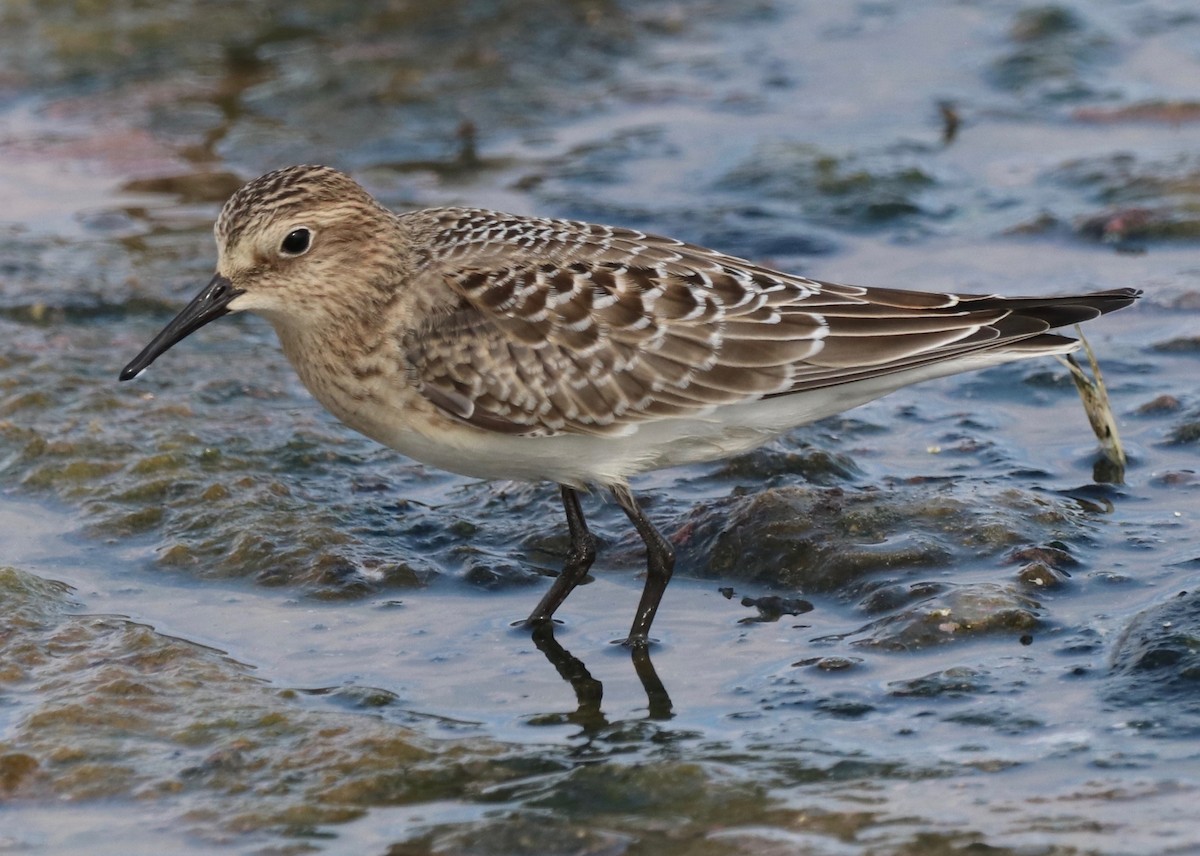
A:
[119, 273, 245, 381]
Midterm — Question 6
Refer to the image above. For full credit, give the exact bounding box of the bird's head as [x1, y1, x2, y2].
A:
[119, 164, 394, 381]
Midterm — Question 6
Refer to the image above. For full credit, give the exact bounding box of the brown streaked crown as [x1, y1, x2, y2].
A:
[215, 164, 385, 249]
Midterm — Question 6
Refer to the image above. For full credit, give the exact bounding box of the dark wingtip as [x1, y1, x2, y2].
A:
[1100, 286, 1143, 307]
[1086, 286, 1142, 317]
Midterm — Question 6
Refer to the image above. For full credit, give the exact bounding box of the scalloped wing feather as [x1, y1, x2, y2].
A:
[401, 209, 1136, 437]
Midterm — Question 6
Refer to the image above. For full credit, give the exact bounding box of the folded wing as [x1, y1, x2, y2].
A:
[401, 211, 1137, 437]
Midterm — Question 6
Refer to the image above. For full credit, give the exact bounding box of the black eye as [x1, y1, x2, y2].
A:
[280, 228, 312, 256]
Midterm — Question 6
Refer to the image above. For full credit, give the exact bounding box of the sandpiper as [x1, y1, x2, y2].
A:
[120, 165, 1139, 646]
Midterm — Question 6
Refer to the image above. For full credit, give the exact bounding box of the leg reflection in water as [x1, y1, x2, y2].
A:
[530, 623, 673, 729]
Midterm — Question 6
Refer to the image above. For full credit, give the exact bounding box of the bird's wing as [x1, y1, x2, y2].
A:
[401, 210, 1130, 437]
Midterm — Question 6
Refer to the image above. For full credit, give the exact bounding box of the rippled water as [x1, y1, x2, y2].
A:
[2, 1, 1199, 853]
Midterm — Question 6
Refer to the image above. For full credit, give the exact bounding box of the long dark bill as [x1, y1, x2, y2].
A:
[119, 274, 244, 381]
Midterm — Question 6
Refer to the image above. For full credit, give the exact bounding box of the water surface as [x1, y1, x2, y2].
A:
[2, 1, 1199, 853]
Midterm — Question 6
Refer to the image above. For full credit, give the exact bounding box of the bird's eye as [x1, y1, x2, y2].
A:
[280, 228, 312, 256]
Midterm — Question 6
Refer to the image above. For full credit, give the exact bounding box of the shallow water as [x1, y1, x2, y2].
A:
[2, 1, 1200, 853]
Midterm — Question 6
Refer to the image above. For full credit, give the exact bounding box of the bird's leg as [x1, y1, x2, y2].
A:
[611, 483, 675, 647]
[524, 485, 597, 627]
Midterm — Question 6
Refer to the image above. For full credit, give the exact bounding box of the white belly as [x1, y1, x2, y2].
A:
[292, 342, 1066, 489]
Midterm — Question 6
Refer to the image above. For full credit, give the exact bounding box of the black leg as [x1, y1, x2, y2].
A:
[611, 484, 675, 647]
[525, 485, 597, 627]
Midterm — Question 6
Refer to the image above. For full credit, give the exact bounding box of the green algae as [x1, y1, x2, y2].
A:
[718, 142, 942, 231]
[0, 565, 524, 841]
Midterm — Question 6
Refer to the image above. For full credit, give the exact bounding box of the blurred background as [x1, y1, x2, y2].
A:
[1, 1, 1198, 853]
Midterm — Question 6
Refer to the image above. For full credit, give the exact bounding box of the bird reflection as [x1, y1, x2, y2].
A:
[530, 623, 673, 730]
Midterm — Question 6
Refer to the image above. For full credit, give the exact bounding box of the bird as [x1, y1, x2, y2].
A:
[119, 164, 1140, 647]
